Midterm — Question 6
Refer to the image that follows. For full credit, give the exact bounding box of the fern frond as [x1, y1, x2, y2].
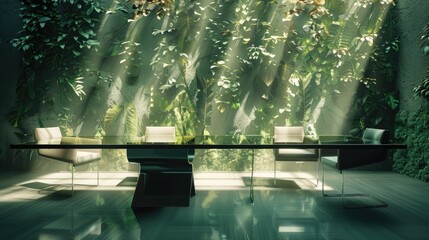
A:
[125, 103, 138, 138]
[420, 23, 429, 47]
[413, 67, 429, 99]
[102, 105, 124, 134]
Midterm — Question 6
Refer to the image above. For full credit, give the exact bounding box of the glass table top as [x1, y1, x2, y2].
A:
[10, 135, 407, 150]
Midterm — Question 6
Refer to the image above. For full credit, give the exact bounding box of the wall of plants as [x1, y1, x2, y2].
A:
[394, 107, 429, 182]
[8, 0, 399, 172]
[392, 21, 429, 182]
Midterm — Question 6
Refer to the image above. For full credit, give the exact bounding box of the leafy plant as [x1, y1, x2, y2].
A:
[394, 109, 429, 182]
[10, 0, 105, 127]
[103, 103, 138, 139]
[107, 0, 172, 21]
[9, 0, 401, 172]
[101, 102, 138, 171]
[413, 23, 429, 99]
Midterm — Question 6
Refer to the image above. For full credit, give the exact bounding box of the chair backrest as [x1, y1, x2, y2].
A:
[274, 126, 304, 143]
[362, 128, 389, 143]
[145, 126, 176, 143]
[34, 127, 62, 143]
[34, 127, 74, 160]
[128, 126, 192, 163]
[338, 128, 389, 170]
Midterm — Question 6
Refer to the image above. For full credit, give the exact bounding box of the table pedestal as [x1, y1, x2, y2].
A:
[127, 149, 195, 208]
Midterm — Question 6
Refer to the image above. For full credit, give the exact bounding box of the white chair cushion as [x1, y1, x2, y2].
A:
[274, 126, 304, 143]
[145, 126, 176, 143]
[38, 148, 77, 163]
[35, 127, 62, 141]
[75, 151, 101, 166]
[278, 148, 316, 155]
[35, 128, 101, 166]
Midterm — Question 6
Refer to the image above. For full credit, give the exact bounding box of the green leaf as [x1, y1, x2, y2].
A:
[38, 16, 51, 22]
[87, 7, 94, 15]
[86, 40, 100, 46]
[79, 30, 90, 39]
[72, 50, 81, 56]
[125, 103, 138, 138]
[103, 105, 123, 133]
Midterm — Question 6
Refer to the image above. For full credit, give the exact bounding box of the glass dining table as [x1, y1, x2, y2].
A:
[11, 135, 406, 207]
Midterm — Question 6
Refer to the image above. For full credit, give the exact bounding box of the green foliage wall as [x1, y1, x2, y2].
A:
[413, 22, 429, 99]
[394, 107, 429, 182]
[8, 0, 400, 171]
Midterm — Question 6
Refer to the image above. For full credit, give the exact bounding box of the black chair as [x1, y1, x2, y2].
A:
[273, 126, 320, 185]
[320, 128, 389, 208]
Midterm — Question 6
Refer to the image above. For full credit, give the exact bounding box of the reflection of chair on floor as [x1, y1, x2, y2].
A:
[39, 214, 102, 239]
[274, 208, 320, 240]
[35, 127, 101, 195]
[127, 126, 195, 207]
[273, 126, 319, 185]
[320, 128, 389, 208]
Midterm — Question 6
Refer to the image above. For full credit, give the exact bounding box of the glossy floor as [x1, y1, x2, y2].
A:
[0, 170, 428, 240]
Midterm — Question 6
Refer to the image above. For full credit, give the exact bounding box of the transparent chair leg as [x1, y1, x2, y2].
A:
[313, 161, 319, 187]
[273, 160, 277, 185]
[39, 162, 100, 196]
[71, 162, 100, 193]
[322, 165, 387, 208]
[274, 161, 318, 186]
[321, 164, 342, 197]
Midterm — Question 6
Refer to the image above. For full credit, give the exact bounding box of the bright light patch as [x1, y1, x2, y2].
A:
[279, 225, 305, 233]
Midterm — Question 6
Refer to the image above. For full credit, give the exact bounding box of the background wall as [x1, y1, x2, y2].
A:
[1, 1, 428, 173]
[397, 0, 429, 111]
[0, 1, 21, 170]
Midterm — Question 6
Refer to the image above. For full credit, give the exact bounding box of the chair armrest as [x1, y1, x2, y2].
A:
[274, 135, 320, 161]
[61, 137, 101, 144]
[61, 137, 101, 154]
[38, 148, 77, 163]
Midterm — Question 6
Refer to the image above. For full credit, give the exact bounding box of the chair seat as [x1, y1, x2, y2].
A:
[278, 148, 316, 155]
[34, 127, 101, 196]
[277, 148, 318, 160]
[74, 151, 101, 166]
[321, 156, 338, 170]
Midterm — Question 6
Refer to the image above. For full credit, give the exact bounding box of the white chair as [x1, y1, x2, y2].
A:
[273, 126, 319, 185]
[144, 126, 176, 143]
[34, 127, 101, 195]
[127, 126, 195, 207]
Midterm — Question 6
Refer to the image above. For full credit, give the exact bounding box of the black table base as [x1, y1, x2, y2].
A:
[131, 164, 195, 208]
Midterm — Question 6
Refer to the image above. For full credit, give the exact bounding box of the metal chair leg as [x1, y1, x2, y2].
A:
[38, 162, 99, 196]
[96, 161, 99, 186]
[321, 164, 340, 197]
[71, 163, 100, 189]
[340, 171, 388, 209]
[322, 165, 387, 208]
[275, 160, 318, 186]
[274, 160, 277, 185]
[71, 165, 74, 196]
[314, 160, 319, 187]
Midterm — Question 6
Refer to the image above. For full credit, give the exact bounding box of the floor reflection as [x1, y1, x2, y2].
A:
[1, 171, 429, 239]
[39, 214, 102, 239]
[131, 189, 326, 240]
[132, 190, 256, 240]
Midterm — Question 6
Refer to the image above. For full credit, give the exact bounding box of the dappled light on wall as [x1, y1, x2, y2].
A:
[9, 0, 399, 171]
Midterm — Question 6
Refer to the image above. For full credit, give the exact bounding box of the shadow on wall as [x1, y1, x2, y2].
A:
[0, 1, 21, 170]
